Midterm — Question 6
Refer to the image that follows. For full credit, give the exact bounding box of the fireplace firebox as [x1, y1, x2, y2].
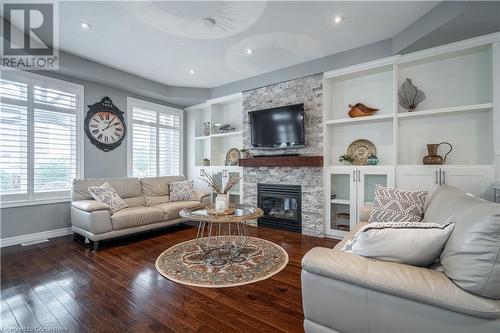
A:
[257, 183, 302, 233]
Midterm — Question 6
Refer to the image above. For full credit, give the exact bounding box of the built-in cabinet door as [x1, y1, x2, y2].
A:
[328, 168, 357, 236]
[194, 166, 211, 193]
[226, 167, 242, 203]
[357, 166, 395, 221]
[441, 166, 494, 197]
[397, 166, 440, 195]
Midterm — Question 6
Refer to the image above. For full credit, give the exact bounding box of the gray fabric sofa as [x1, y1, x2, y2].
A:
[302, 185, 500, 333]
[71, 176, 210, 250]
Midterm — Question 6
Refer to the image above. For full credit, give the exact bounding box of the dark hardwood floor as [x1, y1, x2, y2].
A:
[1, 224, 337, 333]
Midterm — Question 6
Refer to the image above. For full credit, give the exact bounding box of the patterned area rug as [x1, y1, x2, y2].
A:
[155, 237, 289, 288]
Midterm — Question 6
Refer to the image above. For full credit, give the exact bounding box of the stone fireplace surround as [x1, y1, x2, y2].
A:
[241, 74, 324, 236]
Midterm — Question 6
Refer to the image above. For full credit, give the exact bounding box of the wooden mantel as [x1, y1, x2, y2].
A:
[238, 155, 323, 167]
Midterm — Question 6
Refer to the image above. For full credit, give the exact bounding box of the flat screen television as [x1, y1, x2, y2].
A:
[249, 103, 305, 148]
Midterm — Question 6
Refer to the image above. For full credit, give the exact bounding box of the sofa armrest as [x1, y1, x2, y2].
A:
[71, 206, 113, 235]
[194, 191, 210, 203]
[72, 200, 112, 214]
[302, 247, 500, 319]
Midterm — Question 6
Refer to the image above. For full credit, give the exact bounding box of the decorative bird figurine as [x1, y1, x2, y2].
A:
[348, 103, 379, 118]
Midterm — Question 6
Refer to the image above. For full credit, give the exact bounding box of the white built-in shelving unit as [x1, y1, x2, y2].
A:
[323, 33, 500, 238]
[185, 93, 244, 204]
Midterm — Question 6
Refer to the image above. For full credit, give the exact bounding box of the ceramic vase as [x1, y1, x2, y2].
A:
[215, 193, 229, 212]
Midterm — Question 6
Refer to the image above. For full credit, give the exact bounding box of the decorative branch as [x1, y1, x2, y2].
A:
[199, 169, 242, 194]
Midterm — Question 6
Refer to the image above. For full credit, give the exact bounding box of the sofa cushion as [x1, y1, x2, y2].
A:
[369, 185, 427, 223]
[145, 195, 169, 207]
[110, 207, 165, 230]
[153, 201, 201, 220]
[440, 201, 500, 299]
[88, 183, 128, 213]
[140, 176, 185, 196]
[123, 196, 146, 207]
[302, 247, 500, 319]
[73, 178, 142, 201]
[342, 222, 455, 267]
[423, 185, 470, 224]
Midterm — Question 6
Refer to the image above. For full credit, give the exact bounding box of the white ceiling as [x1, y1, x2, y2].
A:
[57, 1, 437, 88]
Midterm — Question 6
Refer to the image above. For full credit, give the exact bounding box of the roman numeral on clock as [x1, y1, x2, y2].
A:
[98, 133, 103, 140]
[92, 129, 99, 135]
[99, 114, 104, 120]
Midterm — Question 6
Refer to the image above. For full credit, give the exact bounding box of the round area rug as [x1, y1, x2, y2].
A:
[155, 237, 289, 288]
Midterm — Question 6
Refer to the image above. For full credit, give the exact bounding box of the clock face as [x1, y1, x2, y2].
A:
[88, 111, 125, 145]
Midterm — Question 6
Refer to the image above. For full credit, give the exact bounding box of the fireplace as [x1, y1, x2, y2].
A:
[257, 183, 302, 233]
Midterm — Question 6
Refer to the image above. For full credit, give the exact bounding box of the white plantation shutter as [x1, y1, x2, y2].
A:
[0, 79, 28, 197]
[0, 72, 83, 204]
[128, 98, 183, 178]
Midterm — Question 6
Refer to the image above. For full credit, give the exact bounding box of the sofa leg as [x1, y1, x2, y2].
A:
[92, 241, 99, 252]
[73, 233, 78, 241]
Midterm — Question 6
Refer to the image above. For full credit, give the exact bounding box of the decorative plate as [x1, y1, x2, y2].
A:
[347, 139, 376, 165]
[225, 148, 241, 166]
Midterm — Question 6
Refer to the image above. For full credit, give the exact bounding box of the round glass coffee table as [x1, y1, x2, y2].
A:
[179, 204, 263, 266]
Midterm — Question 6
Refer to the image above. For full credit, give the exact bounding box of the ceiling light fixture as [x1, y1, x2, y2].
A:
[79, 21, 91, 29]
[333, 16, 343, 24]
[246, 48, 254, 55]
[189, 69, 196, 75]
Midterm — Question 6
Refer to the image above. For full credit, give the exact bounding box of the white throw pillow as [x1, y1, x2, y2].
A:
[342, 222, 455, 267]
[88, 182, 128, 213]
[169, 180, 195, 202]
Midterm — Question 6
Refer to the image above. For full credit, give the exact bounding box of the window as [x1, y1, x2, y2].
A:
[0, 71, 83, 206]
[127, 97, 183, 178]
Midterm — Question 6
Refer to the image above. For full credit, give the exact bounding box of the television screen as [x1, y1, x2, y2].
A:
[249, 104, 305, 148]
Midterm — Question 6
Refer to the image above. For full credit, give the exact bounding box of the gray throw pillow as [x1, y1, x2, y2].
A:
[169, 180, 195, 202]
[88, 182, 128, 212]
[369, 185, 427, 223]
[342, 222, 455, 266]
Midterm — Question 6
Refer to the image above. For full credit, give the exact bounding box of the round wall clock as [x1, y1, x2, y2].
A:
[84, 97, 126, 152]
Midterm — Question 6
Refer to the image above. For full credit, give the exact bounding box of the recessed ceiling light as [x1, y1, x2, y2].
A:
[333, 16, 343, 24]
[246, 48, 254, 55]
[189, 69, 196, 75]
[80, 21, 91, 29]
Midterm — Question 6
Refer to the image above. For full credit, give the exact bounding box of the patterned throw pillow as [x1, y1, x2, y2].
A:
[369, 185, 427, 223]
[169, 180, 195, 202]
[342, 222, 455, 266]
[88, 182, 128, 213]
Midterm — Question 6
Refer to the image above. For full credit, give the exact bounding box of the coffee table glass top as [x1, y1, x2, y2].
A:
[180, 204, 263, 222]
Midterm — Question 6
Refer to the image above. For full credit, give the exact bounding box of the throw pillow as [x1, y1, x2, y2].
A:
[88, 182, 128, 213]
[169, 180, 195, 202]
[369, 185, 427, 223]
[342, 222, 455, 266]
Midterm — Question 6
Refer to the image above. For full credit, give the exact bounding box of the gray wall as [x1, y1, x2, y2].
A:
[0, 71, 186, 239]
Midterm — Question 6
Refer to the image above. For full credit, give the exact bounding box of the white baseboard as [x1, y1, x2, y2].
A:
[0, 227, 73, 248]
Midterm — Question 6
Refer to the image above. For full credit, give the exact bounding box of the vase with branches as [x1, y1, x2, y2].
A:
[200, 169, 241, 211]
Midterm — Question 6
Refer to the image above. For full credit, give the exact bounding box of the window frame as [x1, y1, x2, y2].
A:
[0, 69, 84, 208]
[127, 97, 184, 178]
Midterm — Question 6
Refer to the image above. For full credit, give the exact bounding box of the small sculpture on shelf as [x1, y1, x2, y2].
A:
[202, 158, 210, 166]
[213, 123, 235, 134]
[348, 103, 378, 118]
[339, 154, 354, 165]
[423, 142, 452, 165]
[203, 122, 211, 136]
[398, 78, 426, 112]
